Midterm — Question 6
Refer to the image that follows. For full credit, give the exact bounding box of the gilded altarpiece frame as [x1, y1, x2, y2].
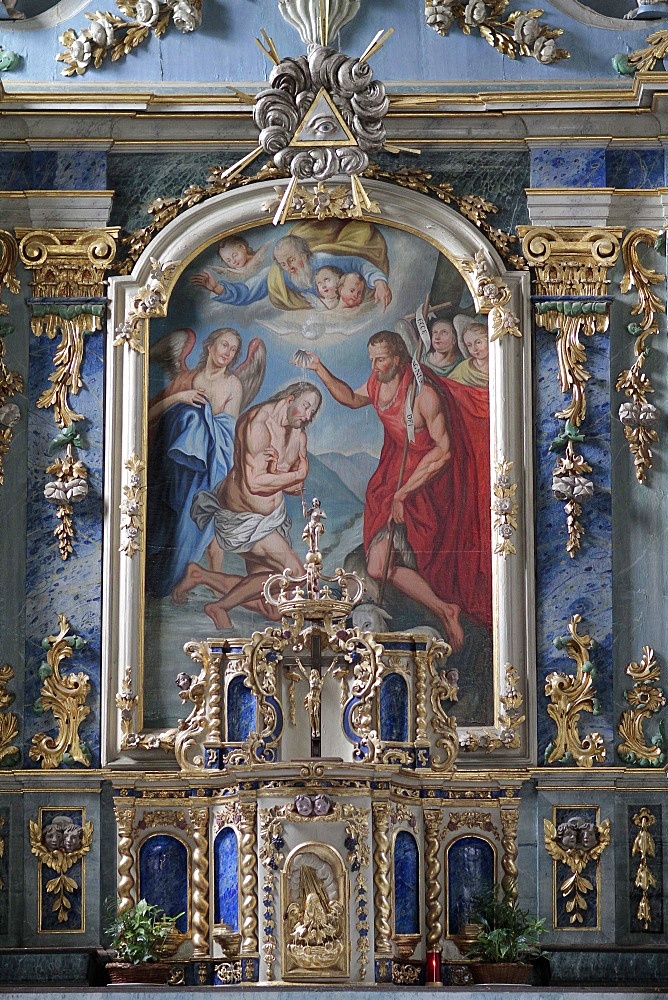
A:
[103, 178, 535, 768]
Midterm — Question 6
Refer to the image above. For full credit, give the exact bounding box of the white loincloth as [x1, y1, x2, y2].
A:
[190, 491, 291, 553]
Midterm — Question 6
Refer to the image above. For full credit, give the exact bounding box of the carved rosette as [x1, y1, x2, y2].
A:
[616, 229, 665, 485]
[518, 226, 622, 557]
[492, 459, 518, 556]
[17, 228, 118, 560]
[617, 646, 666, 767]
[631, 807, 658, 931]
[29, 614, 91, 769]
[119, 454, 146, 557]
[544, 614, 606, 768]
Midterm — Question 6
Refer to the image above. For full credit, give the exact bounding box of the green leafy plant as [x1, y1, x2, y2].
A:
[105, 898, 182, 965]
[467, 888, 545, 965]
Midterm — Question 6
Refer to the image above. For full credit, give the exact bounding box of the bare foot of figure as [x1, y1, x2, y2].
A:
[438, 603, 464, 653]
[172, 562, 206, 605]
[204, 600, 233, 630]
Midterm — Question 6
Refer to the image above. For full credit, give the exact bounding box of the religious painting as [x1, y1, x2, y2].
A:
[142, 216, 493, 728]
[105, 178, 533, 764]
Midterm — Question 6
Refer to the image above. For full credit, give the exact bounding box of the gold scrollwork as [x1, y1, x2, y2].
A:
[544, 813, 610, 925]
[0, 334, 23, 488]
[492, 459, 518, 556]
[632, 807, 657, 931]
[544, 614, 605, 768]
[120, 454, 146, 557]
[392, 962, 421, 984]
[500, 807, 519, 905]
[113, 257, 179, 353]
[29, 814, 93, 924]
[617, 646, 666, 767]
[462, 250, 521, 336]
[616, 229, 665, 485]
[460, 663, 524, 753]
[0, 230, 20, 314]
[29, 614, 91, 769]
[445, 811, 498, 836]
[0, 663, 19, 766]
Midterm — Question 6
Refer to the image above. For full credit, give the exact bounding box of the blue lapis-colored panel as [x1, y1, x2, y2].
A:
[227, 675, 256, 743]
[447, 836, 495, 935]
[213, 827, 239, 930]
[530, 147, 606, 188]
[380, 673, 409, 743]
[394, 830, 420, 934]
[138, 835, 188, 932]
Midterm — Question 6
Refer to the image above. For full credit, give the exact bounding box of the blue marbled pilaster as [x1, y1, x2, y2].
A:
[393, 830, 419, 935]
[534, 326, 614, 764]
[138, 834, 188, 933]
[213, 826, 239, 930]
[530, 148, 606, 188]
[24, 328, 104, 767]
[30, 152, 108, 191]
[0, 153, 31, 191]
[606, 149, 665, 190]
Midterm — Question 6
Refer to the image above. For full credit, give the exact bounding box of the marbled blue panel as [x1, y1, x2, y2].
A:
[380, 673, 409, 743]
[628, 804, 663, 934]
[39, 809, 84, 932]
[530, 148, 606, 188]
[447, 836, 495, 936]
[0, 153, 30, 191]
[213, 827, 239, 930]
[24, 329, 104, 767]
[534, 327, 614, 763]
[138, 835, 188, 933]
[226, 674, 256, 744]
[554, 808, 598, 930]
[606, 149, 665, 190]
[30, 152, 107, 191]
[394, 831, 419, 935]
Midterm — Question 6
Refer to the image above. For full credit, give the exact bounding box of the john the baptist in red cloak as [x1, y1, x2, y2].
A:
[300, 328, 493, 650]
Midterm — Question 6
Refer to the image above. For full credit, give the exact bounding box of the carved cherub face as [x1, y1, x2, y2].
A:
[294, 794, 313, 817]
[42, 824, 63, 851]
[578, 823, 598, 849]
[63, 825, 83, 852]
[556, 822, 578, 850]
[313, 794, 332, 816]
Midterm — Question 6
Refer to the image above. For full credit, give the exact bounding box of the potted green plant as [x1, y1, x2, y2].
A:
[466, 888, 545, 985]
[105, 897, 183, 984]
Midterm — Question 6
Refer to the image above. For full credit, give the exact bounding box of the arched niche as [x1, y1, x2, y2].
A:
[104, 176, 534, 770]
[379, 672, 409, 743]
[213, 825, 239, 929]
[446, 835, 496, 937]
[138, 832, 189, 934]
[226, 673, 257, 744]
[393, 829, 420, 935]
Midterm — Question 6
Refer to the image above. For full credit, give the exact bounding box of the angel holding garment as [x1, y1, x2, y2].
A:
[146, 326, 266, 598]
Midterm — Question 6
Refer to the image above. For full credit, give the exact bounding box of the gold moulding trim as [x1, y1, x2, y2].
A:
[617, 646, 666, 767]
[118, 162, 523, 276]
[29, 814, 93, 925]
[616, 228, 665, 486]
[29, 613, 91, 770]
[631, 807, 658, 931]
[544, 614, 606, 768]
[544, 814, 610, 926]
[424, 0, 569, 66]
[459, 663, 525, 752]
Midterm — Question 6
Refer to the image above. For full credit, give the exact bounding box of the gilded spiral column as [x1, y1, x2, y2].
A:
[372, 801, 392, 955]
[414, 651, 428, 744]
[500, 806, 520, 905]
[424, 809, 443, 953]
[114, 806, 136, 914]
[190, 806, 210, 957]
[238, 802, 259, 954]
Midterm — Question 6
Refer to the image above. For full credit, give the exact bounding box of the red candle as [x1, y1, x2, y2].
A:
[425, 949, 442, 985]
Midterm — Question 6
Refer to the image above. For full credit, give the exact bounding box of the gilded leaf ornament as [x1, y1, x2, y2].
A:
[460, 662, 524, 752]
[0, 230, 20, 316]
[626, 29, 668, 73]
[29, 614, 92, 769]
[616, 229, 665, 485]
[617, 646, 666, 767]
[544, 614, 606, 768]
[492, 459, 518, 556]
[0, 333, 23, 488]
[631, 808, 658, 931]
[57, 0, 202, 76]
[29, 816, 93, 923]
[544, 814, 610, 925]
[0, 663, 19, 767]
[119, 454, 146, 557]
[424, 0, 569, 64]
[113, 258, 180, 353]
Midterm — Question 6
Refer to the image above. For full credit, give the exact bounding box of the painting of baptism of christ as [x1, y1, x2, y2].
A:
[144, 218, 493, 728]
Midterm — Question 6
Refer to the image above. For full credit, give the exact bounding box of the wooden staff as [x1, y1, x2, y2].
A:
[377, 296, 430, 608]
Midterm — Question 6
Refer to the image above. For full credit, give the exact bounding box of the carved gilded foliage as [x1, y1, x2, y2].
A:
[460, 663, 525, 753]
[544, 614, 605, 768]
[0, 663, 19, 767]
[29, 614, 91, 769]
[617, 646, 666, 767]
[631, 808, 658, 932]
[29, 812, 93, 925]
[544, 812, 610, 926]
[0, 232, 22, 488]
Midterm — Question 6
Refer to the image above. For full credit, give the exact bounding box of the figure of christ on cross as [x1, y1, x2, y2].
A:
[172, 382, 322, 629]
[298, 331, 464, 653]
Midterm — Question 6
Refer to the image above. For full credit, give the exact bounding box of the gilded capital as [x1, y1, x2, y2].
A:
[517, 225, 622, 307]
[16, 228, 118, 299]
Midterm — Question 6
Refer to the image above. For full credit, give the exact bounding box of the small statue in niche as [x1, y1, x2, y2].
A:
[0, 0, 25, 21]
[304, 668, 324, 739]
[302, 497, 327, 555]
[286, 863, 344, 965]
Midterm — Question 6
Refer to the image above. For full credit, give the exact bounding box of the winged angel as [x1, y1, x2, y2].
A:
[146, 327, 266, 598]
[29, 817, 94, 923]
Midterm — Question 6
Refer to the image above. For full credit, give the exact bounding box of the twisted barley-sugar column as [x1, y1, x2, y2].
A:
[372, 801, 392, 955]
[424, 808, 443, 952]
[238, 802, 259, 954]
[114, 806, 136, 914]
[414, 651, 428, 744]
[500, 807, 519, 905]
[190, 806, 210, 957]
